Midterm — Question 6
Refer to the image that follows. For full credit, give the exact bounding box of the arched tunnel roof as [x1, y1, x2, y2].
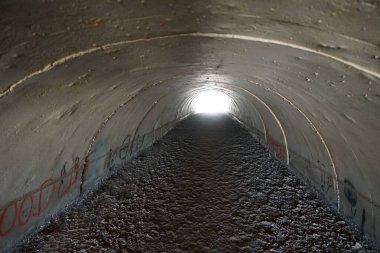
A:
[0, 0, 379, 250]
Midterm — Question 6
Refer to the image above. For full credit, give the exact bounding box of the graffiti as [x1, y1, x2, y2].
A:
[267, 135, 286, 161]
[0, 157, 82, 237]
[343, 179, 357, 207]
[119, 135, 131, 160]
[101, 131, 149, 172]
[0, 120, 176, 238]
[361, 209, 366, 234]
[58, 159, 80, 198]
[103, 133, 146, 171]
[0, 204, 17, 237]
[343, 179, 358, 216]
[343, 179, 368, 233]
[320, 171, 333, 193]
[104, 148, 118, 170]
[130, 134, 145, 156]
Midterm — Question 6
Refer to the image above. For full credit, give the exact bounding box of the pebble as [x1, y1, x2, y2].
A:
[353, 242, 363, 250]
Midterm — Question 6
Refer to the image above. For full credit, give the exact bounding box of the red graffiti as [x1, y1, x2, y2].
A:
[267, 135, 286, 161]
[0, 203, 17, 237]
[0, 157, 83, 237]
[0, 129, 152, 238]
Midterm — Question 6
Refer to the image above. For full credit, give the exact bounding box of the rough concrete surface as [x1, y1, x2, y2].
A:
[1, 0, 380, 250]
[15, 115, 375, 252]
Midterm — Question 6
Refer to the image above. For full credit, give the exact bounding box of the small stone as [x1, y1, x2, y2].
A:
[352, 242, 362, 250]
[259, 221, 274, 228]
[336, 221, 346, 226]
[228, 236, 240, 243]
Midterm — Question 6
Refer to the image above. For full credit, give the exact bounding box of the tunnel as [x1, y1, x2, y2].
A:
[0, 0, 379, 252]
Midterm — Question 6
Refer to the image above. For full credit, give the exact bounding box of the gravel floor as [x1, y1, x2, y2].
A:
[17, 115, 375, 252]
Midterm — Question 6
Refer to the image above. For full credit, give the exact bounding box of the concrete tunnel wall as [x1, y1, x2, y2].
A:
[0, 0, 379, 250]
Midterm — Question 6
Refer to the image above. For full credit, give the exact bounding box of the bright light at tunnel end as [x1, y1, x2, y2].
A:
[192, 90, 232, 114]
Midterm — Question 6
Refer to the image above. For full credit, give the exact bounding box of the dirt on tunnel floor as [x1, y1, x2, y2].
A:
[15, 115, 375, 253]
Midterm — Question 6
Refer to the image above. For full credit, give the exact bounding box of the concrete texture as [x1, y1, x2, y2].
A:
[0, 0, 379, 251]
[15, 115, 376, 252]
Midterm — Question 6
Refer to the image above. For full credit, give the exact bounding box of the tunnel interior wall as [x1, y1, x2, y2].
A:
[0, 0, 380, 251]
[0, 116, 182, 251]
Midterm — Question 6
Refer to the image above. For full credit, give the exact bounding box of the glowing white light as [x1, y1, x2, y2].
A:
[192, 90, 232, 114]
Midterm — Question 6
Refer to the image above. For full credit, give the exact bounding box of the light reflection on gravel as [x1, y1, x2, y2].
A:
[18, 115, 374, 252]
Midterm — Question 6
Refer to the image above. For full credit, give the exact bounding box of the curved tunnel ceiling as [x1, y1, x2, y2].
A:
[0, 0, 379, 249]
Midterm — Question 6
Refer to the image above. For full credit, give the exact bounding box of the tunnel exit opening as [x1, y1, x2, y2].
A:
[191, 89, 232, 115]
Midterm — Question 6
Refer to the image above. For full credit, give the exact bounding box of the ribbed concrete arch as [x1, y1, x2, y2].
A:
[0, 0, 379, 250]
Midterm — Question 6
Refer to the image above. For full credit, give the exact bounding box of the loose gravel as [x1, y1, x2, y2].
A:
[17, 115, 375, 252]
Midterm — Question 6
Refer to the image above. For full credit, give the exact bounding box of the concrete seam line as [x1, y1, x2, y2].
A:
[230, 115, 266, 143]
[176, 81, 287, 164]
[0, 76, 198, 208]
[205, 84, 288, 164]
[1, 32, 379, 98]
[80, 74, 191, 193]
[232, 86, 289, 165]
[235, 78, 378, 208]
[200, 78, 340, 209]
[189, 33, 380, 78]
[0, 46, 99, 98]
[205, 83, 289, 165]
[81, 80, 163, 193]
[248, 81, 341, 210]
[83, 71, 195, 161]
